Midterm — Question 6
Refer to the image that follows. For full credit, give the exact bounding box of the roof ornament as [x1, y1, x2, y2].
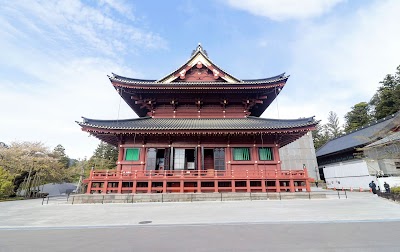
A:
[191, 43, 208, 57]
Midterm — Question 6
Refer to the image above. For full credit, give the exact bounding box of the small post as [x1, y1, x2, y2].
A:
[250, 192, 252, 201]
[162, 194, 164, 203]
[46, 196, 49, 205]
[131, 195, 134, 204]
[279, 192, 281, 200]
[309, 191, 311, 200]
[42, 197, 44, 205]
[345, 190, 347, 199]
[72, 196, 75, 205]
[337, 191, 340, 199]
[220, 192, 222, 202]
[102, 195, 105, 204]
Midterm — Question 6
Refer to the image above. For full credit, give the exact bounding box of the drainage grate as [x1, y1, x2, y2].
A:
[138, 220, 152, 224]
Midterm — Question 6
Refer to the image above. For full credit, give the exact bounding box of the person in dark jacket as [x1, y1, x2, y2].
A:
[369, 181, 377, 194]
[384, 182, 390, 193]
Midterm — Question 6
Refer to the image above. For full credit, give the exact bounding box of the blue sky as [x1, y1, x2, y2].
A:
[1, 0, 400, 158]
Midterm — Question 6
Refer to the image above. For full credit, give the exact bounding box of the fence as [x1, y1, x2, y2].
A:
[41, 195, 69, 205]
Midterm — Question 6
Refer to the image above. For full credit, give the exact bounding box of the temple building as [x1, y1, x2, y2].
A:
[78, 44, 318, 194]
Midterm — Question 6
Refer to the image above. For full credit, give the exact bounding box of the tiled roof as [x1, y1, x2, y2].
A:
[157, 43, 242, 83]
[77, 116, 317, 131]
[364, 131, 400, 149]
[109, 73, 288, 86]
[316, 113, 400, 157]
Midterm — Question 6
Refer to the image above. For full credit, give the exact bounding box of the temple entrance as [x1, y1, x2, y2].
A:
[204, 149, 214, 170]
[203, 148, 225, 170]
[173, 148, 196, 170]
[146, 148, 166, 170]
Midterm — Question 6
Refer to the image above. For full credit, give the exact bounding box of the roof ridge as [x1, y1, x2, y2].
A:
[156, 44, 242, 83]
[330, 112, 399, 141]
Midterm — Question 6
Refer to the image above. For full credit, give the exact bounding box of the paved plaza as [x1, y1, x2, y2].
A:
[1, 192, 400, 251]
[0, 192, 400, 228]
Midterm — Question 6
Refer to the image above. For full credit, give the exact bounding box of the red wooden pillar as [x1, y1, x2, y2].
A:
[226, 146, 231, 173]
[132, 180, 137, 194]
[304, 168, 311, 192]
[261, 179, 266, 192]
[197, 180, 201, 193]
[197, 146, 202, 171]
[275, 179, 281, 192]
[140, 147, 146, 170]
[289, 179, 295, 192]
[214, 180, 219, 193]
[274, 145, 282, 171]
[102, 181, 107, 194]
[180, 171, 184, 193]
[180, 179, 184, 193]
[117, 145, 124, 171]
[117, 180, 123, 193]
[252, 145, 258, 171]
[231, 180, 236, 192]
[86, 169, 93, 194]
[246, 179, 251, 192]
[163, 176, 167, 193]
[87, 181, 92, 194]
[147, 178, 152, 193]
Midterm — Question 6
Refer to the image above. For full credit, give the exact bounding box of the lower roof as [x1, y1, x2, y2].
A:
[77, 116, 317, 147]
[78, 116, 317, 131]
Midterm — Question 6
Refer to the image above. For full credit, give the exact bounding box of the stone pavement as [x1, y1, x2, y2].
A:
[1, 191, 400, 229]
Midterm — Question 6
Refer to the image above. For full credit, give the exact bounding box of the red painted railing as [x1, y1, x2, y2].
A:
[85, 168, 312, 194]
[88, 169, 308, 180]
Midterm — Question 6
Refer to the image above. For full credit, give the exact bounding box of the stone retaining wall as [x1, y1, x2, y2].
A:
[67, 192, 327, 204]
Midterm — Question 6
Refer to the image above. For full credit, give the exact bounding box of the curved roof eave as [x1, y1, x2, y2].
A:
[77, 116, 318, 131]
[108, 74, 289, 86]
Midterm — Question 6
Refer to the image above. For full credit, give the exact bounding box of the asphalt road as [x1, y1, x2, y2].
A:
[1, 221, 399, 252]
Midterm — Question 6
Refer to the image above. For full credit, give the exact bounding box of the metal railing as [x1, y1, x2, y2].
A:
[41, 195, 70, 205]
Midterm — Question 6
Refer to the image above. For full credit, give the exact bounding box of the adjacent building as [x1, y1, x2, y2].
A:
[316, 112, 400, 190]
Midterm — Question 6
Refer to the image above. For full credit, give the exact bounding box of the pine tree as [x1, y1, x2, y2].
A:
[326, 111, 342, 138]
[370, 65, 400, 119]
[90, 142, 118, 169]
[52, 144, 70, 168]
[344, 102, 373, 133]
[312, 124, 330, 150]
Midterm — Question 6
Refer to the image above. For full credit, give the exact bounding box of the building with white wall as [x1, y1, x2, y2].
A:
[316, 112, 400, 190]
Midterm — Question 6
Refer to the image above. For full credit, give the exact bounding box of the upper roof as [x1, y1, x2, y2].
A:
[108, 44, 289, 118]
[316, 112, 400, 157]
[108, 43, 289, 85]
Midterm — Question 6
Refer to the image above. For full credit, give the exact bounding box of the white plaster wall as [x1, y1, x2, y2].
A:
[322, 159, 376, 190]
[279, 133, 319, 180]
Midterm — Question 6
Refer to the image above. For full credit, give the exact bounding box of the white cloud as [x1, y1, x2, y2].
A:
[0, 0, 166, 57]
[264, 0, 400, 125]
[0, 0, 165, 159]
[225, 0, 344, 21]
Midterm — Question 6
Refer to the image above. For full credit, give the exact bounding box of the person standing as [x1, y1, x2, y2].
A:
[369, 181, 377, 194]
[384, 182, 390, 193]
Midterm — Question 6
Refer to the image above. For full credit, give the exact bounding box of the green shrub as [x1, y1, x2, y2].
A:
[0, 167, 14, 199]
[391, 187, 400, 194]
